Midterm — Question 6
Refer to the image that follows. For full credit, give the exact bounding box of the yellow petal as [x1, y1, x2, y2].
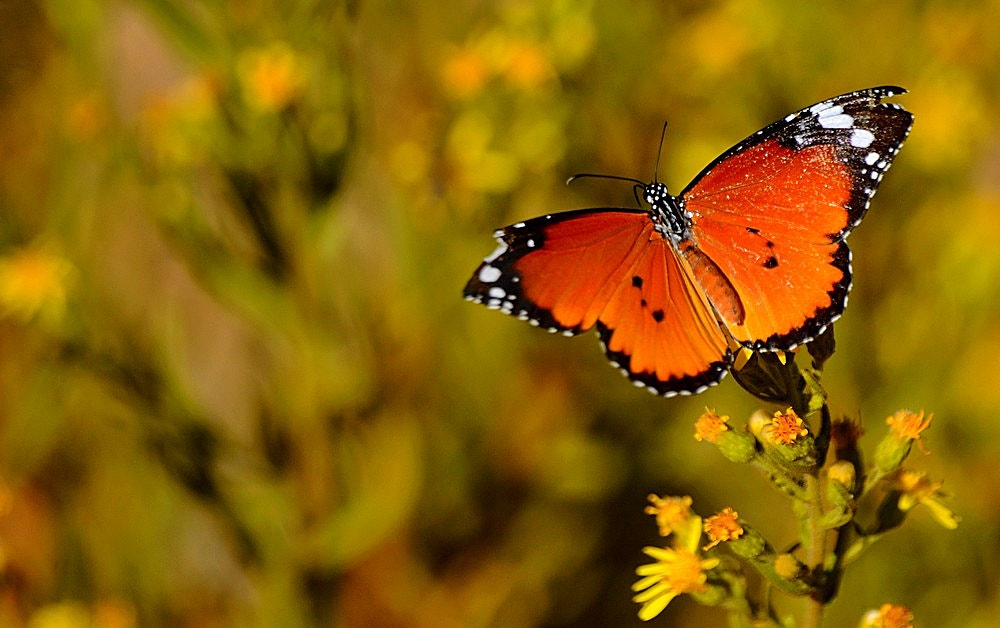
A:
[632, 582, 671, 603]
[637, 590, 678, 621]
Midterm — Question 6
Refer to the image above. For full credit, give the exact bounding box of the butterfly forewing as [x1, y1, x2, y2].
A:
[682, 86, 913, 349]
[464, 209, 652, 334]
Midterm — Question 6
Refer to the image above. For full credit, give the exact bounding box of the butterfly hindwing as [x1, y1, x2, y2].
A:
[596, 235, 732, 395]
[681, 86, 912, 349]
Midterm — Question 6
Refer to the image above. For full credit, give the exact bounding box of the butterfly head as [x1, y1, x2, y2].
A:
[643, 181, 671, 208]
[642, 181, 692, 242]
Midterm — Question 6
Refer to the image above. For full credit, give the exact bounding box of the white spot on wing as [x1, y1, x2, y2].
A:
[864, 151, 879, 165]
[488, 286, 506, 299]
[818, 113, 854, 129]
[850, 128, 875, 148]
[484, 242, 508, 263]
[818, 104, 844, 118]
[478, 265, 502, 283]
[810, 101, 834, 114]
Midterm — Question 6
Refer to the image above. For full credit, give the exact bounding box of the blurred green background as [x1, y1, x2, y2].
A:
[0, 0, 998, 626]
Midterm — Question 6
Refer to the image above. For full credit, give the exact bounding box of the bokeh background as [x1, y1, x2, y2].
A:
[0, 1, 998, 626]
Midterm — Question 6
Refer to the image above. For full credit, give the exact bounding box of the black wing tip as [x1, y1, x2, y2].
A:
[868, 85, 907, 97]
[464, 258, 586, 336]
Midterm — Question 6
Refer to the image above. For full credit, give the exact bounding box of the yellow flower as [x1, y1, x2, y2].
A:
[442, 47, 490, 98]
[644, 495, 693, 537]
[764, 408, 809, 445]
[886, 410, 933, 451]
[0, 246, 74, 323]
[874, 410, 933, 473]
[703, 507, 743, 550]
[860, 602, 914, 628]
[502, 42, 554, 89]
[895, 470, 959, 529]
[238, 43, 306, 112]
[632, 546, 719, 621]
[694, 408, 729, 443]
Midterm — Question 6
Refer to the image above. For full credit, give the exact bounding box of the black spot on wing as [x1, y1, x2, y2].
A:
[763, 256, 779, 269]
[742, 240, 852, 352]
[680, 86, 912, 240]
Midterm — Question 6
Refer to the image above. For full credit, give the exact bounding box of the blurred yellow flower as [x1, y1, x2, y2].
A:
[632, 546, 719, 621]
[860, 602, 914, 628]
[502, 42, 554, 89]
[238, 43, 306, 112]
[895, 470, 959, 530]
[25, 598, 135, 628]
[27, 601, 90, 628]
[141, 74, 220, 167]
[644, 494, 693, 537]
[0, 246, 74, 324]
[65, 93, 107, 142]
[92, 598, 137, 628]
[389, 141, 431, 186]
[442, 47, 490, 98]
[886, 409, 933, 443]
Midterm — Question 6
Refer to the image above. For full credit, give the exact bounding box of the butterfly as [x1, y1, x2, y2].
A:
[464, 86, 913, 396]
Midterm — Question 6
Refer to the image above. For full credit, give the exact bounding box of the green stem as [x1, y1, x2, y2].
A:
[804, 473, 827, 628]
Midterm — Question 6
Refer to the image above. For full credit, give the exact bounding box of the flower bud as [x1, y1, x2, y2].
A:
[716, 428, 758, 463]
[773, 553, 805, 581]
[828, 460, 857, 492]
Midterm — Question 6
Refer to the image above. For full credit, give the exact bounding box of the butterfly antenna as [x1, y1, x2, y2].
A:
[653, 121, 668, 183]
[632, 183, 644, 207]
[566, 173, 646, 187]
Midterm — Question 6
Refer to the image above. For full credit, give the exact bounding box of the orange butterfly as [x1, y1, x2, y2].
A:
[464, 87, 912, 396]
